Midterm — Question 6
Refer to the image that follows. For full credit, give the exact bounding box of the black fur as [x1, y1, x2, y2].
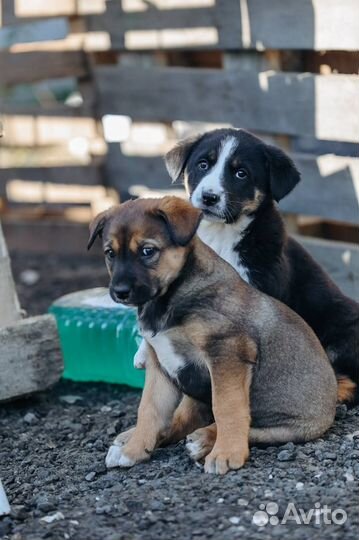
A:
[238, 201, 359, 392]
[166, 128, 359, 401]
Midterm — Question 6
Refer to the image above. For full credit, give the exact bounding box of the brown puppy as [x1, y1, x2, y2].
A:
[88, 196, 337, 475]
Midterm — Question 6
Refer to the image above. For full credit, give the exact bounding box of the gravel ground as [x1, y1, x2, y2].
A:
[1, 252, 358, 540]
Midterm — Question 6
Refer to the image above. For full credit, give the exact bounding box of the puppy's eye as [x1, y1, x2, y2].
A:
[105, 248, 115, 259]
[141, 246, 157, 258]
[235, 169, 248, 180]
[198, 160, 209, 171]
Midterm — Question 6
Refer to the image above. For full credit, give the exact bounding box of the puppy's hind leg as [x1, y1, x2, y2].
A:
[186, 423, 217, 462]
[163, 395, 212, 445]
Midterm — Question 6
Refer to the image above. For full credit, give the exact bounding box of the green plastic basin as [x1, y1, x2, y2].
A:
[49, 288, 145, 388]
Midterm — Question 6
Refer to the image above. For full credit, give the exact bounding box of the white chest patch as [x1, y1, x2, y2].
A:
[143, 331, 185, 379]
[198, 217, 252, 283]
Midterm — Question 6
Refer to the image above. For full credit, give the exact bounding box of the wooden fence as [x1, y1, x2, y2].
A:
[0, 0, 358, 298]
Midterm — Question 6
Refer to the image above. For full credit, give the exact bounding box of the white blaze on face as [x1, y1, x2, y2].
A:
[191, 136, 238, 211]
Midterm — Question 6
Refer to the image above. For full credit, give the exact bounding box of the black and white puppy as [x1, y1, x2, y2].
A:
[165, 128, 359, 403]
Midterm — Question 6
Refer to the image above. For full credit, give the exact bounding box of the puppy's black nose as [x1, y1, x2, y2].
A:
[113, 284, 131, 301]
[202, 190, 220, 207]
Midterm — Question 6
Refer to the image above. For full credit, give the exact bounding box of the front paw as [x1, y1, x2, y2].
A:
[105, 439, 151, 469]
[204, 444, 249, 475]
[106, 444, 136, 469]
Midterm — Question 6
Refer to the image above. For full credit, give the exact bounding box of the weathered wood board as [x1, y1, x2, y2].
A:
[6, 0, 352, 51]
[0, 17, 68, 49]
[0, 315, 64, 402]
[0, 166, 103, 197]
[1, 0, 104, 24]
[96, 66, 359, 142]
[297, 236, 359, 302]
[0, 50, 88, 86]
[0, 222, 22, 327]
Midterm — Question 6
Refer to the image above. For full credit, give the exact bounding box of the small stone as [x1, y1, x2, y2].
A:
[20, 269, 40, 286]
[36, 500, 56, 513]
[11, 505, 27, 520]
[323, 452, 337, 461]
[85, 472, 96, 482]
[60, 395, 83, 404]
[101, 406, 112, 413]
[335, 405, 347, 419]
[95, 505, 112, 515]
[40, 511, 65, 523]
[217, 498, 224, 504]
[229, 516, 240, 525]
[296, 482, 304, 490]
[344, 471, 354, 482]
[237, 498, 248, 506]
[23, 412, 38, 425]
[277, 450, 295, 462]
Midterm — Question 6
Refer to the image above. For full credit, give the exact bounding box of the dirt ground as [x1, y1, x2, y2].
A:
[1, 252, 359, 540]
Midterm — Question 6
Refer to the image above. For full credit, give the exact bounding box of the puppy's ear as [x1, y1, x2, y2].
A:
[155, 197, 202, 246]
[265, 144, 301, 202]
[88, 207, 114, 250]
[164, 134, 203, 182]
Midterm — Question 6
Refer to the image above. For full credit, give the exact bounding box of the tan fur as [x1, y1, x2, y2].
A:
[164, 395, 212, 444]
[111, 236, 120, 253]
[204, 338, 256, 474]
[242, 189, 264, 215]
[155, 246, 187, 288]
[337, 376, 356, 403]
[118, 347, 181, 464]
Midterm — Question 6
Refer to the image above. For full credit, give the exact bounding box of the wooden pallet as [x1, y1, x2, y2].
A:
[0, 221, 63, 402]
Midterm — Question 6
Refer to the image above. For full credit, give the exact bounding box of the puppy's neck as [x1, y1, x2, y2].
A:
[198, 213, 253, 244]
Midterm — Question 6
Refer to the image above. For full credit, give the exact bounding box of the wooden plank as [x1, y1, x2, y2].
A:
[0, 103, 95, 117]
[0, 314, 63, 402]
[0, 480, 11, 516]
[2, 0, 358, 51]
[1, 0, 105, 24]
[0, 166, 103, 196]
[296, 236, 359, 302]
[96, 66, 359, 142]
[106, 150, 359, 224]
[85, 0, 359, 51]
[1, 115, 99, 146]
[0, 18, 68, 49]
[0, 221, 22, 326]
[0, 51, 88, 86]
[280, 154, 359, 225]
[2, 219, 104, 256]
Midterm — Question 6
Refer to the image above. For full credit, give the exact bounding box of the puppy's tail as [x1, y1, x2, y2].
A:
[336, 375, 357, 404]
[249, 424, 325, 445]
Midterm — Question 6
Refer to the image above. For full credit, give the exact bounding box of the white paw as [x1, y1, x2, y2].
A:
[105, 445, 135, 469]
[133, 343, 147, 369]
[186, 440, 203, 460]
